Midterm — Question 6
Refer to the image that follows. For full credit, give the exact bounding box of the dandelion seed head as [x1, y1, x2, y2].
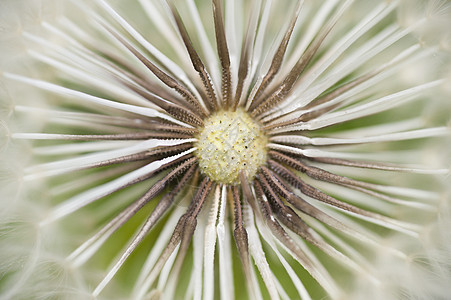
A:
[1, 0, 451, 299]
[195, 108, 267, 185]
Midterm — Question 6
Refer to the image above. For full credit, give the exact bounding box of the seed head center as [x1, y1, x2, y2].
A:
[195, 108, 268, 185]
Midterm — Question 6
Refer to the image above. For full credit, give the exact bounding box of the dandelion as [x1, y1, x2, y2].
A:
[1, 0, 451, 299]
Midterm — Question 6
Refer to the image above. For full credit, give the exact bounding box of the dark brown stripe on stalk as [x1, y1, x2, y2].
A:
[269, 150, 390, 192]
[31, 132, 190, 141]
[146, 123, 198, 135]
[258, 165, 408, 254]
[140, 164, 199, 237]
[212, 0, 232, 107]
[139, 131, 191, 139]
[72, 155, 195, 214]
[72, 30, 175, 102]
[142, 174, 208, 287]
[309, 156, 420, 173]
[68, 159, 198, 263]
[248, 0, 302, 110]
[64, 13, 188, 110]
[92, 159, 196, 250]
[130, 153, 195, 186]
[264, 70, 381, 129]
[232, 1, 262, 111]
[146, 143, 193, 157]
[259, 168, 372, 277]
[189, 177, 214, 218]
[169, 3, 218, 112]
[265, 159, 408, 232]
[164, 102, 204, 127]
[83, 143, 193, 170]
[76, 152, 154, 170]
[232, 35, 250, 110]
[258, 170, 352, 261]
[121, 76, 204, 127]
[99, 51, 203, 114]
[231, 186, 244, 231]
[230, 185, 250, 275]
[56, 113, 170, 131]
[258, 164, 331, 219]
[238, 182, 297, 295]
[168, 178, 214, 289]
[266, 160, 373, 216]
[96, 166, 200, 282]
[257, 171, 316, 242]
[256, 166, 343, 228]
[251, 5, 342, 118]
[253, 180, 320, 283]
[102, 22, 207, 118]
[86, 44, 187, 107]
[267, 159, 357, 212]
[87, 143, 191, 170]
[155, 152, 196, 174]
[286, 157, 413, 211]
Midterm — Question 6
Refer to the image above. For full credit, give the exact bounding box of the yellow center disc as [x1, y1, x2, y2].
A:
[194, 108, 268, 185]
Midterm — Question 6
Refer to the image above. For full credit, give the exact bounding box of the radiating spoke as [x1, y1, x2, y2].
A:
[212, 0, 233, 107]
[168, 2, 217, 113]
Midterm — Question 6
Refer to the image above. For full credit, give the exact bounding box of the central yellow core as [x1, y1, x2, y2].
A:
[195, 108, 268, 185]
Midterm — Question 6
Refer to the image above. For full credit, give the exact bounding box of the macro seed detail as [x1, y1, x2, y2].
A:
[195, 108, 267, 185]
